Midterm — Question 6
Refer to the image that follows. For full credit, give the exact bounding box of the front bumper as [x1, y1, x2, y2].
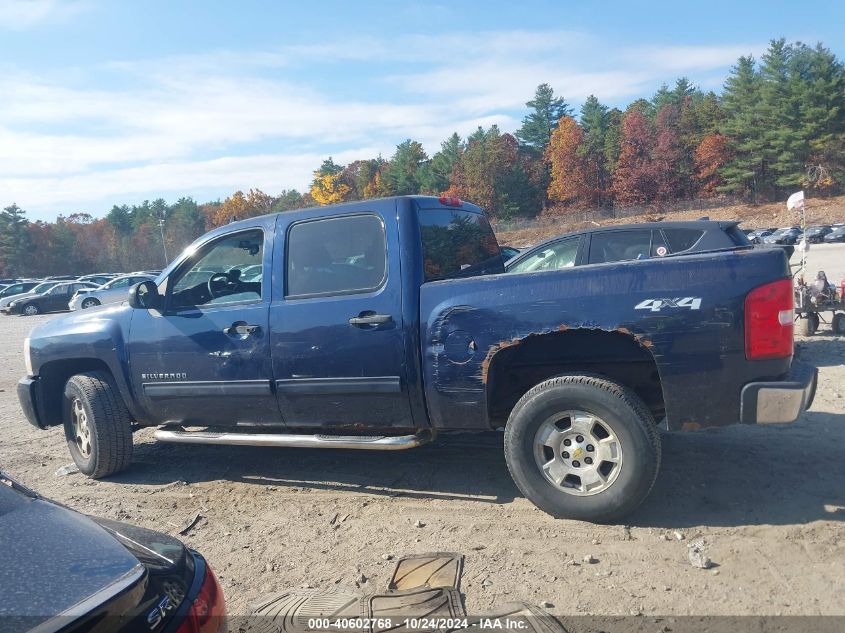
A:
[18, 376, 47, 429]
[740, 361, 818, 424]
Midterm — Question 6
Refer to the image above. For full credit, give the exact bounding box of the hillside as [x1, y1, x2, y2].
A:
[494, 194, 845, 247]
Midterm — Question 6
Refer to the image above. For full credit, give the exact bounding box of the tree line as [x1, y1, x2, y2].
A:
[1, 38, 842, 277]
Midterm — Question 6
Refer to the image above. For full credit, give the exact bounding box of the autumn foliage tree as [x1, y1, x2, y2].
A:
[694, 133, 731, 196]
[611, 110, 658, 206]
[546, 116, 590, 207]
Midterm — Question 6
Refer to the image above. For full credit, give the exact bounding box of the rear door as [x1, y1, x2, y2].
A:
[269, 203, 413, 428]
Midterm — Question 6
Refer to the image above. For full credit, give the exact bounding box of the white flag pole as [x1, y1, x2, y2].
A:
[787, 191, 806, 279]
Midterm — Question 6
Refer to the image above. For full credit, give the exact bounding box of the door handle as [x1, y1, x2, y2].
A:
[224, 322, 262, 337]
[348, 313, 393, 327]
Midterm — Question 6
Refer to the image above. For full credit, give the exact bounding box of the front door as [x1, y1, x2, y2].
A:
[127, 220, 281, 427]
[269, 204, 413, 429]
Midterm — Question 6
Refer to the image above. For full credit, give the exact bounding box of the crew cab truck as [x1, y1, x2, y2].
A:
[18, 196, 817, 522]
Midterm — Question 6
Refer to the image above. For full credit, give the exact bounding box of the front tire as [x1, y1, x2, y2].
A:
[504, 374, 661, 523]
[22, 304, 40, 316]
[63, 371, 133, 478]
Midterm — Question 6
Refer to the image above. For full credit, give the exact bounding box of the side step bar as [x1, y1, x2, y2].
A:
[154, 428, 434, 451]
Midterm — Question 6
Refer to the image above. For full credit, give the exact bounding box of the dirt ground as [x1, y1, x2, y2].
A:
[1, 247, 844, 618]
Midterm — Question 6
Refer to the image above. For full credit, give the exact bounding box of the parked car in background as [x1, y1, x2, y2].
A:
[804, 225, 833, 243]
[0, 277, 23, 285]
[746, 228, 776, 244]
[0, 281, 62, 311]
[763, 227, 802, 245]
[4, 281, 97, 315]
[45, 274, 80, 281]
[70, 274, 157, 310]
[505, 220, 751, 273]
[0, 281, 40, 300]
[823, 225, 845, 243]
[77, 273, 117, 286]
[0, 470, 226, 633]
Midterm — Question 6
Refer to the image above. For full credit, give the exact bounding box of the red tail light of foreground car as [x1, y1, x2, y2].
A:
[175, 564, 226, 633]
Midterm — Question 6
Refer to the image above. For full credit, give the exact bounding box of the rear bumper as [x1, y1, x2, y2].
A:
[18, 376, 47, 429]
[740, 361, 818, 424]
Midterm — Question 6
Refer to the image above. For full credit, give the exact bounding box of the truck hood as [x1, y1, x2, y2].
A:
[29, 302, 132, 340]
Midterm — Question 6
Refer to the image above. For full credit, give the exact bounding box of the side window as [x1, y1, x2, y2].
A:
[588, 230, 652, 264]
[663, 228, 704, 253]
[49, 285, 67, 295]
[286, 214, 386, 298]
[110, 277, 131, 289]
[509, 237, 580, 273]
[170, 229, 264, 309]
[651, 230, 669, 257]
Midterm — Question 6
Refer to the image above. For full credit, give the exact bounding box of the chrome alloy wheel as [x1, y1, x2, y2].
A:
[72, 398, 92, 458]
[24, 304, 39, 316]
[533, 410, 623, 496]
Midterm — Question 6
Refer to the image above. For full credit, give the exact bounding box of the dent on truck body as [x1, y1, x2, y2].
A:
[419, 247, 794, 432]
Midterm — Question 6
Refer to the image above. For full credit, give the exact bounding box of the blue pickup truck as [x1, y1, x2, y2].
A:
[18, 196, 817, 522]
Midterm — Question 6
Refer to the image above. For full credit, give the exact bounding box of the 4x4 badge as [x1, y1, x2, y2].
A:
[635, 297, 702, 312]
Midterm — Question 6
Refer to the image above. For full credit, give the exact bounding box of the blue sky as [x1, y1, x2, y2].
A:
[1, 0, 842, 221]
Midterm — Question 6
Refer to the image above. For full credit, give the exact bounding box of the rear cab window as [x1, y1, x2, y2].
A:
[418, 209, 503, 281]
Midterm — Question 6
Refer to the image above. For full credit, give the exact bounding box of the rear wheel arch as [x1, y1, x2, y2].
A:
[484, 328, 666, 428]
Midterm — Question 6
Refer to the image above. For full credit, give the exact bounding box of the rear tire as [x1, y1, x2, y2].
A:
[833, 313, 845, 335]
[81, 298, 100, 309]
[63, 371, 133, 478]
[504, 374, 660, 523]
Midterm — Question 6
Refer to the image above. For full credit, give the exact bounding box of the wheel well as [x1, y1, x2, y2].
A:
[38, 359, 114, 427]
[485, 329, 665, 427]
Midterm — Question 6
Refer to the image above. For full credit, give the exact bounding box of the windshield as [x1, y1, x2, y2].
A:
[30, 282, 59, 294]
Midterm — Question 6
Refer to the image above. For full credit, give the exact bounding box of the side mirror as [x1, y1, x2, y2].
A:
[128, 281, 161, 310]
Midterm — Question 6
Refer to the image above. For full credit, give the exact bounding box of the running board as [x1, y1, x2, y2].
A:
[154, 428, 434, 451]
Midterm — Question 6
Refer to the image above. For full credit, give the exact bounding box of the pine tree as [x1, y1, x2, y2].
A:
[515, 83, 572, 150]
[420, 133, 463, 194]
[0, 204, 30, 276]
[579, 96, 610, 206]
[794, 43, 845, 189]
[719, 56, 766, 201]
[385, 140, 428, 195]
[759, 39, 805, 190]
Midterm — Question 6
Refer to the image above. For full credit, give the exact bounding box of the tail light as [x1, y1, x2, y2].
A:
[438, 196, 463, 207]
[176, 565, 226, 633]
[744, 279, 794, 360]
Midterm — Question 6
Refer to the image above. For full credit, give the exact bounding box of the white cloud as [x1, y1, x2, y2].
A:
[0, 0, 89, 30]
[1, 28, 763, 218]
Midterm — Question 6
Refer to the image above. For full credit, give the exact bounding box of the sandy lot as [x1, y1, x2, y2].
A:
[1, 247, 844, 618]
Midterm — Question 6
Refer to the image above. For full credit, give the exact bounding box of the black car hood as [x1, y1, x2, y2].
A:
[0, 479, 191, 632]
